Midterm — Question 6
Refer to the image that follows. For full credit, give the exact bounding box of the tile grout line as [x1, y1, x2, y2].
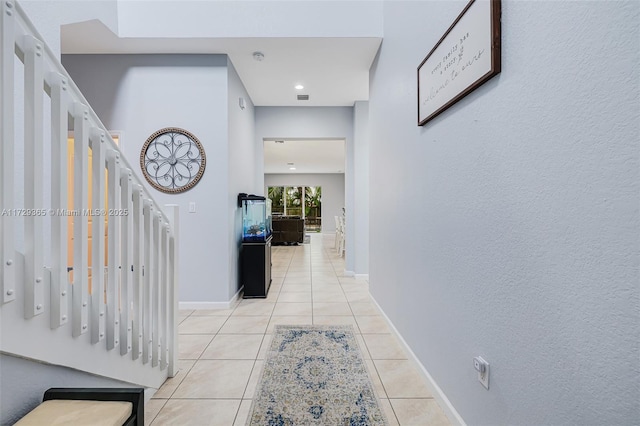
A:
[147, 398, 169, 426]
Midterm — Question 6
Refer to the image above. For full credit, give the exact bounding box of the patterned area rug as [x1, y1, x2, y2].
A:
[247, 325, 388, 425]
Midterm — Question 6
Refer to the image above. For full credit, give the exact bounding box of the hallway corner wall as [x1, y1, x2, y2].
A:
[353, 101, 370, 275]
[368, 1, 639, 424]
[227, 58, 257, 300]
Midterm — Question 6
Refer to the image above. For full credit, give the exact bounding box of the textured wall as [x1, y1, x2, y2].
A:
[368, 1, 639, 424]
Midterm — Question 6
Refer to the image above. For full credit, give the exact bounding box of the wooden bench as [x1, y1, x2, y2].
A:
[14, 388, 144, 426]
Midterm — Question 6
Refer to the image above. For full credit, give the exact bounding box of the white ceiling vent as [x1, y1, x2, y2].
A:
[297, 94, 310, 101]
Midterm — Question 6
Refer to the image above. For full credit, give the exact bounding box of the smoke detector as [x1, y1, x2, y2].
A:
[253, 51, 265, 61]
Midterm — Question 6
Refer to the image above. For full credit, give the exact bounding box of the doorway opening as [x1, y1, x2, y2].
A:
[263, 138, 345, 235]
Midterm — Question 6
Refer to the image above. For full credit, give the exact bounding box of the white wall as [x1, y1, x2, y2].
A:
[227, 58, 257, 300]
[255, 106, 357, 272]
[264, 173, 345, 234]
[62, 54, 236, 304]
[18, 0, 118, 58]
[117, 1, 382, 38]
[353, 101, 370, 275]
[368, 1, 639, 424]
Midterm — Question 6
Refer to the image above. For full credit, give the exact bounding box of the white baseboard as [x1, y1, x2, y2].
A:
[179, 289, 242, 311]
[369, 295, 466, 426]
[230, 287, 243, 306]
[343, 270, 355, 277]
[179, 301, 231, 310]
[355, 273, 369, 280]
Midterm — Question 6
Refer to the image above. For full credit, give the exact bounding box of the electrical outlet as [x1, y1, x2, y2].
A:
[473, 356, 490, 390]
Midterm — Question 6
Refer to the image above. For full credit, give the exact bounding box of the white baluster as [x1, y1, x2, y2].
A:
[90, 129, 106, 343]
[165, 204, 179, 377]
[120, 169, 133, 356]
[142, 200, 153, 364]
[0, 0, 16, 304]
[151, 211, 161, 367]
[106, 150, 121, 350]
[131, 186, 144, 360]
[160, 222, 169, 371]
[23, 35, 45, 319]
[72, 103, 90, 337]
[48, 72, 69, 327]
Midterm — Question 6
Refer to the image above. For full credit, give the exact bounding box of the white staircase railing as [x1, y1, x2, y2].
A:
[0, 0, 178, 389]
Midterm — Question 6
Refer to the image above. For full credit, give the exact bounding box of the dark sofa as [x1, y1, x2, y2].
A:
[272, 216, 305, 244]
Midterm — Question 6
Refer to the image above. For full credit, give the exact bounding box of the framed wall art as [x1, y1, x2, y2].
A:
[418, 0, 501, 126]
[140, 127, 206, 194]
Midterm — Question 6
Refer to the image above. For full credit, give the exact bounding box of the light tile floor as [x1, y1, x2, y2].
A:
[147, 234, 451, 426]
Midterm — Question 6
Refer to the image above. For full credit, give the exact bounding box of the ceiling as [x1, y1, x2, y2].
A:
[264, 139, 345, 174]
[61, 19, 366, 173]
[61, 20, 382, 107]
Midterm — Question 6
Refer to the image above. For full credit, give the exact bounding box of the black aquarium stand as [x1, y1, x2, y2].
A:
[241, 236, 272, 298]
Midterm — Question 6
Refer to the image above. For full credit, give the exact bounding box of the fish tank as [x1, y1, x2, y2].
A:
[239, 194, 272, 242]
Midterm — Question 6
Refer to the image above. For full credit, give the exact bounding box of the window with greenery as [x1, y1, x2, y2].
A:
[286, 186, 303, 217]
[268, 186, 284, 214]
[305, 186, 322, 232]
[268, 185, 322, 232]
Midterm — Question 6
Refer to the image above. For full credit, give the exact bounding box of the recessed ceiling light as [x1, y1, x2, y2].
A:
[289, 167, 296, 170]
[253, 51, 265, 61]
[295, 84, 304, 90]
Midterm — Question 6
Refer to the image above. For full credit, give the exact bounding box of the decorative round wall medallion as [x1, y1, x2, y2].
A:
[140, 127, 206, 194]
